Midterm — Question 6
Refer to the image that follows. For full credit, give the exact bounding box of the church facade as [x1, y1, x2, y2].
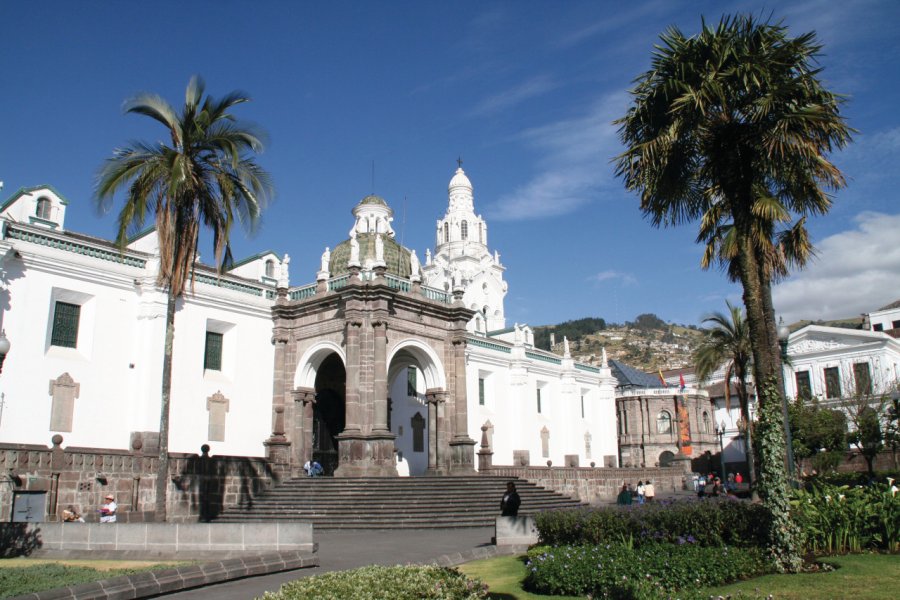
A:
[0, 166, 619, 519]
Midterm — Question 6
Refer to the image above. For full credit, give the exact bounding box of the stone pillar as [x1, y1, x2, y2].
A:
[265, 333, 292, 465]
[449, 338, 476, 474]
[291, 387, 316, 474]
[372, 320, 389, 432]
[343, 319, 363, 432]
[426, 389, 447, 475]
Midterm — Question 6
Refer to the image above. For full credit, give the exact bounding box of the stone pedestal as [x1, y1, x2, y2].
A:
[333, 431, 398, 477]
[449, 437, 477, 474]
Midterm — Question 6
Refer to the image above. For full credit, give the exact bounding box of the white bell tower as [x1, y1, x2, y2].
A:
[422, 163, 507, 333]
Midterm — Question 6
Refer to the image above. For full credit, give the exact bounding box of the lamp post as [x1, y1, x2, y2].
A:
[777, 318, 798, 487]
[716, 421, 727, 479]
[0, 330, 9, 374]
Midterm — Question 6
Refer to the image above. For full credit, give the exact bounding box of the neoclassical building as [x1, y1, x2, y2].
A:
[0, 165, 620, 519]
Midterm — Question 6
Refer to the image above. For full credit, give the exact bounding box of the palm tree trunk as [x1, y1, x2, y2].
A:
[154, 289, 176, 522]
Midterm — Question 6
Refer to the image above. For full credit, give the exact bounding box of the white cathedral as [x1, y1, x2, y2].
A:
[0, 166, 620, 487]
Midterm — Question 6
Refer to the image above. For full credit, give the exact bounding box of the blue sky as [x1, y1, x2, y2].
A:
[2, 0, 898, 327]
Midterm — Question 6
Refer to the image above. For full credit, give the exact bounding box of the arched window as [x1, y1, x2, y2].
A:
[265, 259, 275, 278]
[702, 411, 711, 434]
[36, 197, 51, 219]
[460, 220, 468, 240]
[443, 222, 449, 243]
[656, 411, 672, 434]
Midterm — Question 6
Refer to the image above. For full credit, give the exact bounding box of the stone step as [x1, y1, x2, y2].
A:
[216, 476, 582, 529]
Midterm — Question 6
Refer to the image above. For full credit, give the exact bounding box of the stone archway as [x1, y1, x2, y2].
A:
[312, 354, 346, 476]
[388, 340, 448, 476]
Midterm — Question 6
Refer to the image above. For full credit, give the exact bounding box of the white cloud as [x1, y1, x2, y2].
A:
[774, 212, 900, 323]
[470, 75, 559, 117]
[485, 91, 626, 221]
[589, 270, 637, 286]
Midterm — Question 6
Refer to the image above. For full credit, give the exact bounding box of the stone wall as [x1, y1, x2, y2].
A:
[0, 438, 287, 523]
[483, 465, 686, 504]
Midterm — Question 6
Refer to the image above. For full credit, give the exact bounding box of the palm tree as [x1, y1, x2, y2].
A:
[96, 77, 273, 521]
[615, 15, 852, 571]
[694, 302, 755, 490]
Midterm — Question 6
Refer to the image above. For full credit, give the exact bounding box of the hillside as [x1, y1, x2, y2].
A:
[533, 315, 705, 372]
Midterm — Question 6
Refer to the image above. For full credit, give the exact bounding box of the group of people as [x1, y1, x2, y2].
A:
[696, 471, 744, 498]
[616, 480, 655, 505]
[61, 494, 117, 523]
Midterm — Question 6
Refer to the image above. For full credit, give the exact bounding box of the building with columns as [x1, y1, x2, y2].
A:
[0, 165, 620, 519]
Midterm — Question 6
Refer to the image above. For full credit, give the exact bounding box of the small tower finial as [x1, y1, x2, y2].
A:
[456, 156, 463, 169]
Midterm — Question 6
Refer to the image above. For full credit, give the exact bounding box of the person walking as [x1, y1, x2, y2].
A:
[500, 482, 521, 516]
[643, 480, 655, 502]
[636, 480, 646, 504]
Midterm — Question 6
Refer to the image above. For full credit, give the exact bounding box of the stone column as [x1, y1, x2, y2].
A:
[343, 319, 363, 432]
[448, 338, 476, 473]
[425, 389, 446, 475]
[477, 424, 493, 471]
[291, 387, 316, 474]
[372, 320, 389, 432]
[265, 332, 292, 466]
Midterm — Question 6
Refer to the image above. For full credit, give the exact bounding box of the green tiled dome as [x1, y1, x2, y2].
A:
[329, 233, 412, 278]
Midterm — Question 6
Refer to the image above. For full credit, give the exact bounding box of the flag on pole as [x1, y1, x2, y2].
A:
[658, 369, 668, 387]
[679, 373, 686, 391]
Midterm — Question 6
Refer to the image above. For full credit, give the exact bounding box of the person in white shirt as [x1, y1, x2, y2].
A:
[100, 494, 117, 523]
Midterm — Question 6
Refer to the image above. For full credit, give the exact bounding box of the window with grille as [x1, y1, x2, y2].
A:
[657, 411, 672, 434]
[407, 366, 417, 397]
[50, 302, 80, 348]
[854, 362, 872, 396]
[795, 371, 812, 399]
[460, 220, 468, 240]
[824, 366, 841, 399]
[204, 331, 223, 371]
[36, 197, 51, 219]
[443, 223, 449, 243]
[536, 387, 542, 413]
[478, 378, 485, 406]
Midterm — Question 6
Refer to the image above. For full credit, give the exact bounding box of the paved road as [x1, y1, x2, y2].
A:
[160, 527, 495, 599]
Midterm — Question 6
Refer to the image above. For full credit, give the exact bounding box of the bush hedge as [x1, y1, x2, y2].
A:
[534, 499, 769, 548]
[258, 565, 487, 600]
[524, 542, 771, 598]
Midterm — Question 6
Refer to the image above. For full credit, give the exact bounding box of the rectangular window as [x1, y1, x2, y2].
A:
[478, 378, 485, 406]
[581, 395, 585, 418]
[50, 302, 80, 348]
[407, 366, 417, 397]
[893, 320, 900, 329]
[204, 331, 223, 371]
[795, 371, 812, 399]
[853, 362, 872, 396]
[536, 387, 542, 413]
[824, 366, 841, 399]
[873, 323, 884, 332]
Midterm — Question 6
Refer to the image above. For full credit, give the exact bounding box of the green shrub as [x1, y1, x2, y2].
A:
[524, 542, 771, 598]
[257, 565, 487, 600]
[0, 563, 176, 597]
[534, 499, 769, 548]
[790, 479, 900, 554]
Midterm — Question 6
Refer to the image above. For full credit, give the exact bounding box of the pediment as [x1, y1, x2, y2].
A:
[788, 326, 887, 355]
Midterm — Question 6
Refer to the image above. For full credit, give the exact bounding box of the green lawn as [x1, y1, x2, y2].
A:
[0, 559, 188, 598]
[458, 553, 900, 600]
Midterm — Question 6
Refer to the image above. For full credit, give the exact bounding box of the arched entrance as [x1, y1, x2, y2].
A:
[313, 353, 346, 476]
[659, 450, 675, 468]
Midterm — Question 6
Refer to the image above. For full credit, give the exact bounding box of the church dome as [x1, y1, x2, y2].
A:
[358, 194, 388, 207]
[329, 233, 412, 278]
[448, 167, 473, 193]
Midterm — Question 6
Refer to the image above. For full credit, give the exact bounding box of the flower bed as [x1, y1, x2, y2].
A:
[258, 565, 487, 600]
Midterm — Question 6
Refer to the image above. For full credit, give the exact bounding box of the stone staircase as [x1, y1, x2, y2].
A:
[215, 475, 583, 529]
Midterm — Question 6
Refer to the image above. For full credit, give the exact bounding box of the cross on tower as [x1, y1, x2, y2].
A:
[456, 156, 463, 168]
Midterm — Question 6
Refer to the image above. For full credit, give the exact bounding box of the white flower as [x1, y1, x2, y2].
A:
[888, 477, 895, 486]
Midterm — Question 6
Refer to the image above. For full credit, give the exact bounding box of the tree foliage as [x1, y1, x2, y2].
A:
[534, 317, 606, 350]
[789, 397, 847, 474]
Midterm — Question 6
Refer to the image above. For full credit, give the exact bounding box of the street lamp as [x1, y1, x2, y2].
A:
[0, 330, 10, 374]
[777, 318, 798, 487]
[716, 421, 727, 479]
